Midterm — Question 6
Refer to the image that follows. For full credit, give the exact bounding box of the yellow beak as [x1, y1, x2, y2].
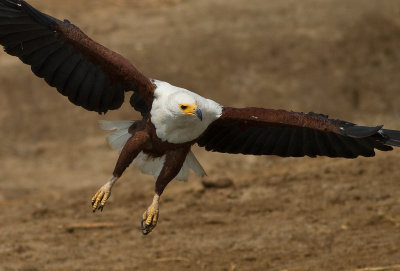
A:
[180, 103, 202, 120]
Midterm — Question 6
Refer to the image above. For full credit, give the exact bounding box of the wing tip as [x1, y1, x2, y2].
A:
[0, 0, 21, 9]
[0, 0, 59, 28]
[343, 125, 383, 138]
[381, 129, 400, 147]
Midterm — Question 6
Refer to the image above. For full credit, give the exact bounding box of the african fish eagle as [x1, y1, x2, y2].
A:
[1, 0, 399, 235]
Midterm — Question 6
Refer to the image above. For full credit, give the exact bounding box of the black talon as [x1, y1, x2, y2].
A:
[140, 219, 145, 230]
[98, 205, 104, 212]
[140, 219, 153, 235]
[143, 225, 151, 235]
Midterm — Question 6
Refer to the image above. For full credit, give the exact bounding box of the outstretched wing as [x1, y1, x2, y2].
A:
[197, 107, 400, 158]
[0, 0, 155, 114]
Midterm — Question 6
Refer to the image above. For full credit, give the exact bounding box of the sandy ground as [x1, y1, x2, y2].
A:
[1, 0, 400, 270]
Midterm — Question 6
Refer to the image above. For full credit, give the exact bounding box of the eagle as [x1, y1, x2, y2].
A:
[1, 0, 399, 235]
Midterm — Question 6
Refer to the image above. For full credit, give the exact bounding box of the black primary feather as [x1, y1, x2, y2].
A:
[198, 110, 399, 158]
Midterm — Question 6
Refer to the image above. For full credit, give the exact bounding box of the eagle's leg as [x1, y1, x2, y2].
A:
[91, 176, 118, 211]
[141, 147, 190, 235]
[92, 130, 149, 212]
[141, 194, 160, 234]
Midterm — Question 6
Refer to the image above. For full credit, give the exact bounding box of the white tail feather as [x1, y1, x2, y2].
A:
[99, 120, 134, 150]
[185, 151, 206, 177]
[99, 120, 134, 131]
[132, 151, 205, 180]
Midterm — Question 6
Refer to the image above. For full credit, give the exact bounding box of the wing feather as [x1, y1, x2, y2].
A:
[289, 127, 303, 157]
[76, 68, 96, 108]
[7, 35, 55, 57]
[261, 127, 279, 155]
[26, 43, 65, 76]
[89, 71, 106, 110]
[197, 107, 399, 158]
[52, 53, 82, 93]
[41, 46, 74, 86]
[0, 0, 155, 114]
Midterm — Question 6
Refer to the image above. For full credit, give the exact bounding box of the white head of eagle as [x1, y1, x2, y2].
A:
[150, 80, 222, 144]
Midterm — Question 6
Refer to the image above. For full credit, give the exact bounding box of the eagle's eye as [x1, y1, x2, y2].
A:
[180, 105, 188, 110]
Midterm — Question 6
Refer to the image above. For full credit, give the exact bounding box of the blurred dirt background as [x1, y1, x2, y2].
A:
[1, 0, 400, 270]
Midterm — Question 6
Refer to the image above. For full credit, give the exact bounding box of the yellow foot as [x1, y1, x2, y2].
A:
[91, 177, 117, 212]
[141, 194, 160, 235]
